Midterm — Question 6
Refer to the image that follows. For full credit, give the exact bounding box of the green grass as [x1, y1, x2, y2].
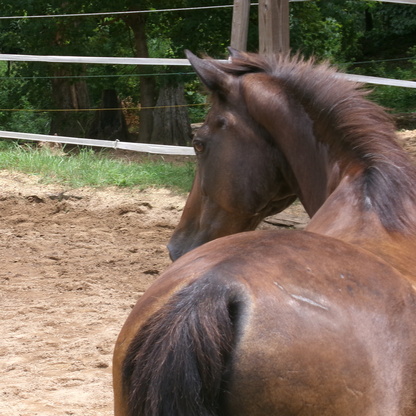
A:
[0, 140, 195, 192]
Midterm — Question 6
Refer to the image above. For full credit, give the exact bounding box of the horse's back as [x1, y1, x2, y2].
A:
[212, 230, 416, 415]
[115, 230, 416, 416]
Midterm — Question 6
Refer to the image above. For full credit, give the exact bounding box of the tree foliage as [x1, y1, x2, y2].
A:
[0, 0, 415, 140]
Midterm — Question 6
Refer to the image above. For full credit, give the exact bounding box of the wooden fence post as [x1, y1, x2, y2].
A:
[259, 0, 290, 55]
[230, 0, 251, 51]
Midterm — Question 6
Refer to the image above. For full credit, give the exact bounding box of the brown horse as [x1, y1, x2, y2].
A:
[113, 50, 416, 415]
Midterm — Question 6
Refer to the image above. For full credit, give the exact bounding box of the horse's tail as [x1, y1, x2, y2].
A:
[122, 276, 243, 416]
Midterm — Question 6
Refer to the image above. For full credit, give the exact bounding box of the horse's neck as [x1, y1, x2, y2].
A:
[243, 73, 416, 280]
[243, 73, 348, 216]
[306, 177, 416, 284]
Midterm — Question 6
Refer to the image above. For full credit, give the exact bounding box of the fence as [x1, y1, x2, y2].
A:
[0, 1, 415, 155]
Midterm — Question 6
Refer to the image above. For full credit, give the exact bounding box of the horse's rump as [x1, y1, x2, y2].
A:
[121, 230, 416, 416]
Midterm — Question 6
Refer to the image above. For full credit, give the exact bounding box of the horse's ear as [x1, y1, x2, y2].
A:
[185, 50, 231, 93]
[227, 47, 247, 60]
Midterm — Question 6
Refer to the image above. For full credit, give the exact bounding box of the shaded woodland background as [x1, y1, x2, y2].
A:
[0, 0, 415, 145]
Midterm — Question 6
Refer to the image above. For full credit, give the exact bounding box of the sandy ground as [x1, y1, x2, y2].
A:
[0, 173, 189, 416]
[0, 129, 414, 416]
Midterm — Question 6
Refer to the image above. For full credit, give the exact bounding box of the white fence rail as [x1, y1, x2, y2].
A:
[0, 54, 191, 67]
[0, 130, 196, 156]
[368, 0, 416, 4]
[0, 53, 414, 155]
[0, 54, 415, 88]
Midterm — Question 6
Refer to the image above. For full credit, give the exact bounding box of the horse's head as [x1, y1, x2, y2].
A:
[168, 50, 296, 261]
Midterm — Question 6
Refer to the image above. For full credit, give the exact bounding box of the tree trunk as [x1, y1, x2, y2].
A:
[88, 89, 130, 142]
[150, 83, 192, 146]
[49, 64, 91, 137]
[231, 0, 251, 51]
[122, 13, 156, 143]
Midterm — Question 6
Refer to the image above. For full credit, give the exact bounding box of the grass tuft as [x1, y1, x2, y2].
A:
[0, 140, 195, 192]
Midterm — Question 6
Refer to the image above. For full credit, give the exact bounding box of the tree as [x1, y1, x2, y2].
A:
[150, 81, 191, 145]
[121, 10, 156, 143]
[143, 0, 232, 144]
[361, 2, 416, 58]
[88, 89, 129, 141]
[0, 1, 98, 136]
[0, 0, 415, 140]
[0, 0, 244, 142]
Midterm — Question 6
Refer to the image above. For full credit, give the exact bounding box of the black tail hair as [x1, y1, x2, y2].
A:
[122, 277, 241, 416]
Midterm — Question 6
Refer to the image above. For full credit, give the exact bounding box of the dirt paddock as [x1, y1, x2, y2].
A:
[1, 129, 415, 416]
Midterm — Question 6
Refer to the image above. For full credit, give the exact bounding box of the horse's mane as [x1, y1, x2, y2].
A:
[212, 52, 416, 232]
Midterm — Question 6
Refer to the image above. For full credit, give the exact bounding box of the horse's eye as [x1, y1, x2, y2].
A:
[193, 139, 205, 154]
[217, 116, 227, 129]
